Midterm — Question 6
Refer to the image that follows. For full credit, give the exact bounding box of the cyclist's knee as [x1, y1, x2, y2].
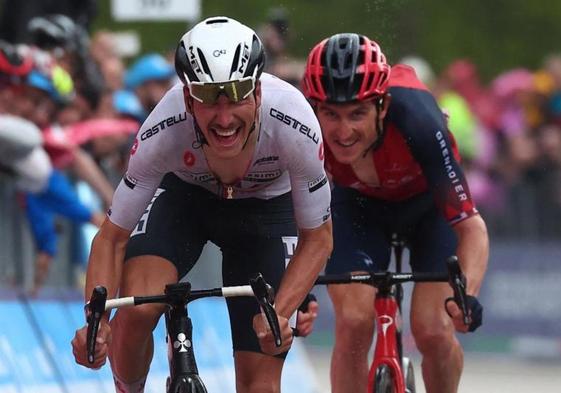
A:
[234, 352, 282, 393]
[335, 307, 375, 344]
[412, 321, 457, 355]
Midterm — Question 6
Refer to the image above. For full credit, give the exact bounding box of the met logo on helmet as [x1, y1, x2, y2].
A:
[188, 46, 202, 76]
[238, 43, 250, 74]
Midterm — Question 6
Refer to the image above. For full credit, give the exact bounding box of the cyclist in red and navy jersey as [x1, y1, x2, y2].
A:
[303, 33, 488, 393]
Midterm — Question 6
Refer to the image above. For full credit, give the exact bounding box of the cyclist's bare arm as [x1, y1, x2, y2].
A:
[254, 219, 332, 354]
[72, 219, 131, 368]
[452, 214, 488, 296]
[85, 219, 132, 306]
[275, 219, 333, 320]
[446, 214, 488, 333]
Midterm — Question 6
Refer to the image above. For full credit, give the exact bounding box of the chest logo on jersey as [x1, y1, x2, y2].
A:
[140, 112, 187, 141]
[244, 170, 282, 183]
[253, 155, 279, 166]
[190, 172, 215, 183]
[183, 150, 196, 167]
[269, 108, 319, 144]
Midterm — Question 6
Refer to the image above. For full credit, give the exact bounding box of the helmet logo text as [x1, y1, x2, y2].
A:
[188, 46, 202, 75]
[213, 49, 226, 57]
[238, 43, 250, 74]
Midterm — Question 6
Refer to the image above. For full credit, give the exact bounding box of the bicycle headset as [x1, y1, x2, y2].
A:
[302, 33, 392, 153]
[174, 16, 266, 148]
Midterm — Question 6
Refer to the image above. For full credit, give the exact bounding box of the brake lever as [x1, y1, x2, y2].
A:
[446, 256, 471, 326]
[85, 286, 107, 364]
[250, 274, 282, 348]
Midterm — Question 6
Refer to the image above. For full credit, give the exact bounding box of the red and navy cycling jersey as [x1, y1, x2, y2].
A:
[325, 64, 478, 225]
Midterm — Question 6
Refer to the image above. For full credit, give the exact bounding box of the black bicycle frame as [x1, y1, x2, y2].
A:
[164, 282, 206, 392]
[85, 274, 280, 393]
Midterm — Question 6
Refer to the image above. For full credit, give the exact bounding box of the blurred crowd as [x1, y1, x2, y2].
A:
[398, 55, 561, 240]
[1, 5, 560, 293]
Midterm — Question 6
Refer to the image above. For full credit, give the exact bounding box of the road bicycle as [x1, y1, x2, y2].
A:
[315, 235, 470, 393]
[85, 273, 282, 393]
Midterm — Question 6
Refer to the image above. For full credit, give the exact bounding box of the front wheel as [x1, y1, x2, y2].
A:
[374, 364, 397, 393]
[402, 357, 416, 393]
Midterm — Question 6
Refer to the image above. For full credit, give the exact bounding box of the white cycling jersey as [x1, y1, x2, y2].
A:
[109, 73, 331, 231]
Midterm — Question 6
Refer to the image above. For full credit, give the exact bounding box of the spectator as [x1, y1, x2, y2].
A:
[0, 41, 104, 293]
[27, 14, 105, 115]
[258, 7, 305, 86]
[124, 53, 174, 113]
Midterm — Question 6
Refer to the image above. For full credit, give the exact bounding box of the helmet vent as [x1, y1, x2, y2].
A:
[206, 18, 228, 25]
[196, 47, 214, 81]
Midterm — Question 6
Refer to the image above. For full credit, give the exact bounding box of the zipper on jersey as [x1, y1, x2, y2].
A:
[225, 185, 234, 199]
[220, 183, 234, 199]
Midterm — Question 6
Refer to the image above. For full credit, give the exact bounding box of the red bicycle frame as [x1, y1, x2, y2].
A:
[367, 292, 405, 393]
[314, 249, 468, 393]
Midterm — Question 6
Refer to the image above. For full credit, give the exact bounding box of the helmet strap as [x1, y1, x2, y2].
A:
[362, 97, 386, 157]
[240, 89, 260, 150]
[187, 97, 208, 149]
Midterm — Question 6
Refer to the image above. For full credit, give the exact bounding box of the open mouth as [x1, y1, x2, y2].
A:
[210, 126, 242, 147]
[336, 138, 359, 148]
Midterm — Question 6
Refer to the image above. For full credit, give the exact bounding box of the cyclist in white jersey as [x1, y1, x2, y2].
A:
[71, 16, 332, 393]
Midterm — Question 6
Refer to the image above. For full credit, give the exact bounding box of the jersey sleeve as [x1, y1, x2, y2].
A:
[387, 85, 478, 225]
[107, 111, 169, 231]
[278, 95, 331, 229]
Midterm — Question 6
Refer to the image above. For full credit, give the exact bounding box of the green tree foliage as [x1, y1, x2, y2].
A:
[94, 0, 561, 81]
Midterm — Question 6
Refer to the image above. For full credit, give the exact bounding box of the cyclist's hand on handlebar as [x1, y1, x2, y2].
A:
[71, 321, 112, 369]
[445, 295, 483, 333]
[296, 299, 318, 337]
[253, 312, 293, 355]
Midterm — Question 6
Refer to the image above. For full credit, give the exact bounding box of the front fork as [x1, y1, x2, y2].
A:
[367, 289, 406, 393]
[165, 305, 207, 393]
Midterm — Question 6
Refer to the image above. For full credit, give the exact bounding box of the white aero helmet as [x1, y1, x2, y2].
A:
[175, 16, 265, 87]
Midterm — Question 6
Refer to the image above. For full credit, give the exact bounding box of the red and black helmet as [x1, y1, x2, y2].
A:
[0, 40, 33, 79]
[303, 33, 391, 103]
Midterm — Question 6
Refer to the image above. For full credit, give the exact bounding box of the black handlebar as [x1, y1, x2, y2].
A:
[446, 256, 471, 326]
[250, 274, 282, 348]
[85, 286, 107, 364]
[314, 255, 471, 327]
[84, 274, 283, 364]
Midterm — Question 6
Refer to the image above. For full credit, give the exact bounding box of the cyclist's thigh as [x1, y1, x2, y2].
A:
[408, 202, 457, 333]
[410, 282, 455, 338]
[327, 282, 376, 329]
[215, 192, 296, 356]
[408, 198, 458, 273]
[124, 173, 208, 280]
[327, 185, 392, 275]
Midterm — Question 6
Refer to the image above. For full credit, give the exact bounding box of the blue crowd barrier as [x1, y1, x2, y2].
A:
[0, 294, 320, 393]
